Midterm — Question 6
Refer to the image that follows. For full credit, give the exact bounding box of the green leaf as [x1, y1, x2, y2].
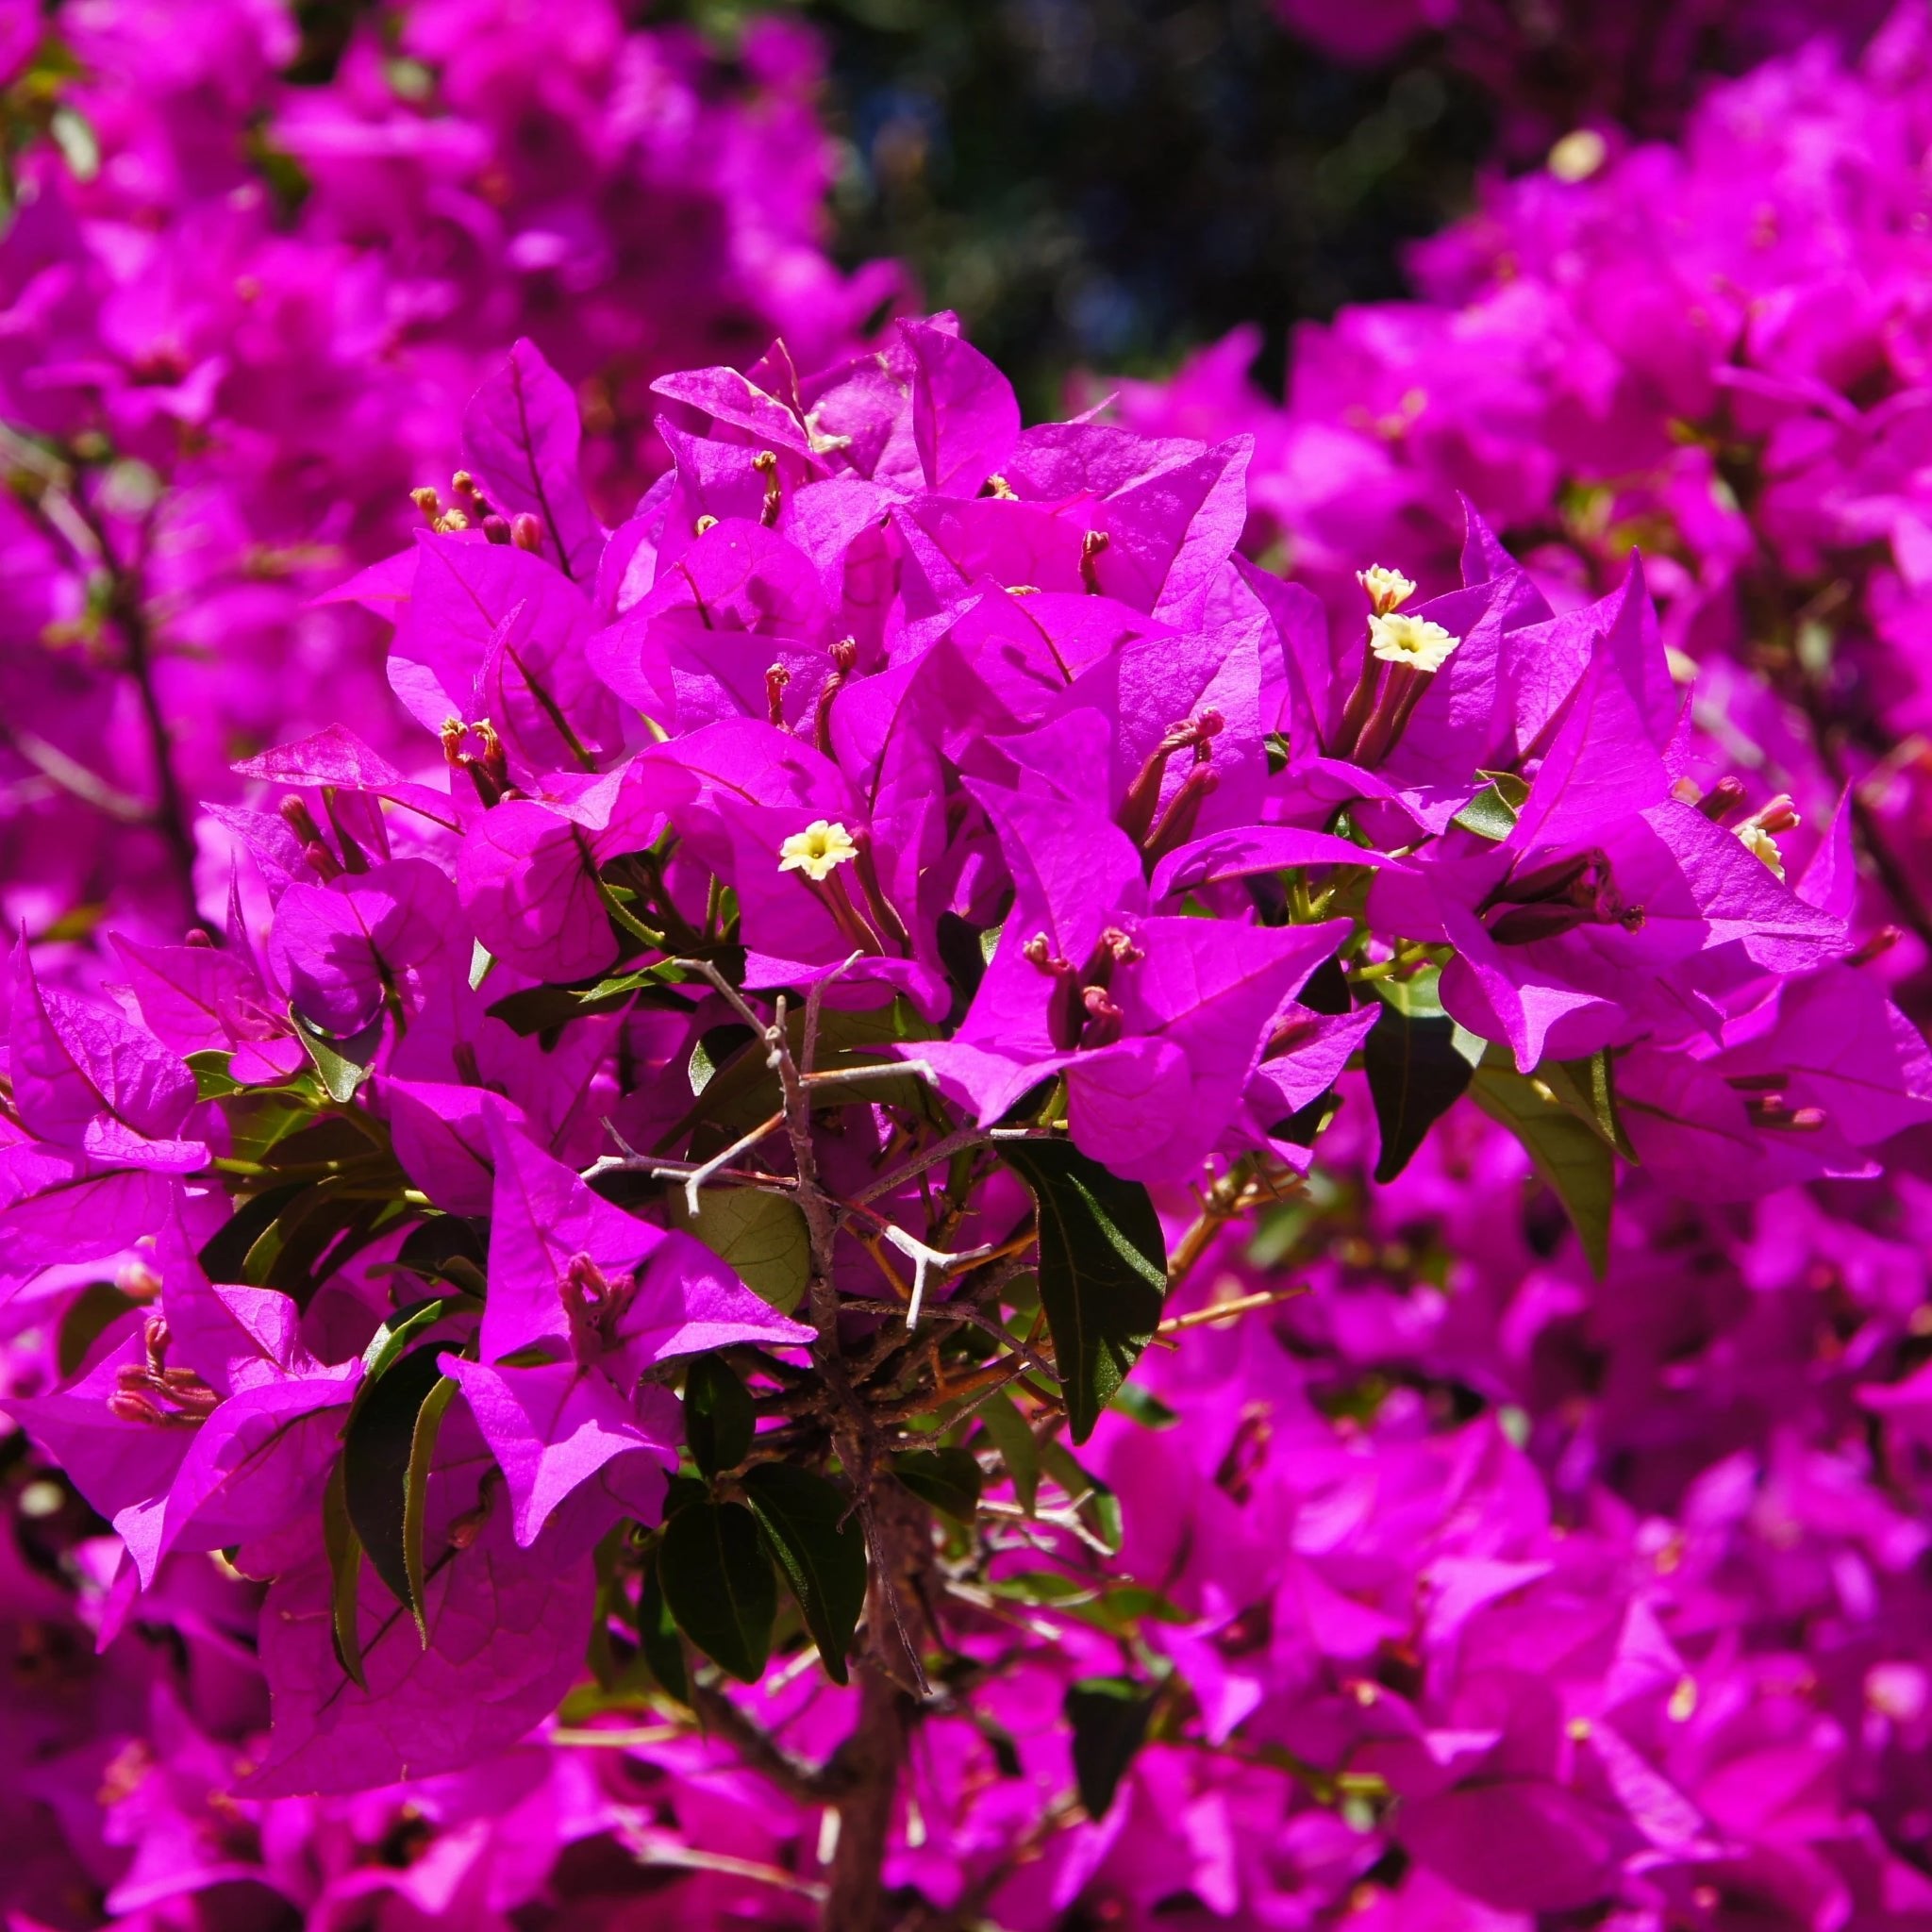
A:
[892, 1446, 983, 1523]
[667, 1186, 810, 1314]
[290, 1008, 380, 1105]
[1361, 970, 1484, 1182]
[683, 1355, 756, 1478]
[689, 1024, 755, 1096]
[323, 1458, 367, 1690]
[1468, 1062, 1616, 1276]
[487, 979, 642, 1037]
[975, 1393, 1041, 1515]
[1540, 1050, 1637, 1161]
[392, 1217, 489, 1294]
[1451, 783, 1521, 842]
[741, 1463, 868, 1685]
[658, 1499, 776, 1684]
[1039, 1439, 1123, 1553]
[359, 1297, 457, 1385]
[989, 1572, 1189, 1635]
[996, 1141, 1167, 1444]
[1065, 1676, 1157, 1820]
[185, 1049, 243, 1099]
[1109, 1383, 1179, 1430]
[403, 1373, 459, 1639]
[636, 1556, 691, 1706]
[342, 1345, 449, 1615]
[198, 1179, 308, 1283]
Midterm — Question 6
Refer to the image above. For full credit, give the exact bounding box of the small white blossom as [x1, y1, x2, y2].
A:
[779, 819, 859, 882]
[1368, 610, 1460, 673]
[1548, 128, 1608, 183]
[1357, 564, 1417, 614]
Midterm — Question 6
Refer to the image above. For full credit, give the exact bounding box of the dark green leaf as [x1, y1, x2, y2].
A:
[997, 1140, 1167, 1444]
[684, 1355, 756, 1478]
[403, 1373, 459, 1639]
[741, 1463, 868, 1685]
[323, 1458, 367, 1690]
[247, 1180, 401, 1303]
[976, 1713, 1024, 1778]
[658, 1499, 775, 1684]
[487, 978, 641, 1036]
[198, 1179, 308, 1283]
[259, 1112, 387, 1174]
[1065, 1676, 1156, 1819]
[636, 1556, 690, 1705]
[342, 1345, 449, 1614]
[892, 1446, 983, 1523]
[975, 1392, 1041, 1515]
[1468, 1062, 1616, 1276]
[662, 1473, 708, 1520]
[667, 1186, 810, 1313]
[1361, 970, 1484, 1182]
[935, 910, 991, 1023]
[393, 1215, 488, 1291]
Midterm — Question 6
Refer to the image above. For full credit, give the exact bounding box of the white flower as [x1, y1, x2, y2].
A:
[1548, 128, 1608, 183]
[778, 819, 859, 882]
[1368, 611, 1460, 673]
[1356, 564, 1417, 614]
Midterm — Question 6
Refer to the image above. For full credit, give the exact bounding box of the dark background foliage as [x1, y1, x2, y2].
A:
[775, 0, 1495, 416]
[285, 0, 1499, 416]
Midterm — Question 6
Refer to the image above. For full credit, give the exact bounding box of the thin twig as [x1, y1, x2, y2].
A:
[1158, 1284, 1309, 1334]
[691, 1678, 846, 1803]
[670, 1108, 786, 1218]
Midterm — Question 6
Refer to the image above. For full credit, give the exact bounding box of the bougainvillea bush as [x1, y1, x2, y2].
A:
[8, 7, 1932, 1932]
[4, 291, 1931, 1932]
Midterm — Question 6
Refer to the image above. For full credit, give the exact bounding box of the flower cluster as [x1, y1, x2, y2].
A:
[0, 0, 890, 964]
[0, 299, 1925, 1932]
[1124, 6, 1932, 973]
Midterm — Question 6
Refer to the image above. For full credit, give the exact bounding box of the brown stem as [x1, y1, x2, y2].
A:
[691, 1678, 844, 1805]
[822, 1610, 909, 1931]
[51, 483, 208, 932]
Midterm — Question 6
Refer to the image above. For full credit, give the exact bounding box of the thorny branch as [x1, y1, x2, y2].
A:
[606, 960, 1301, 1929]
